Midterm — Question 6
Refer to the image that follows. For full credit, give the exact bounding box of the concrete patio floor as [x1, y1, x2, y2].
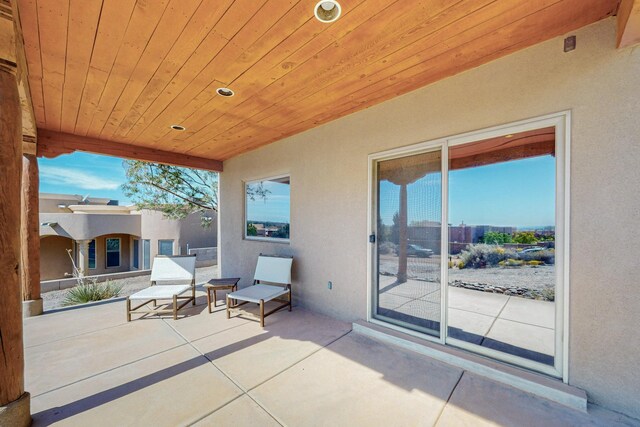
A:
[24, 288, 636, 426]
[378, 276, 555, 364]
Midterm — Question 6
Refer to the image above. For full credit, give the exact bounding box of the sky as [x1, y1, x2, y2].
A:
[38, 152, 131, 204]
[40, 152, 554, 228]
[246, 180, 291, 224]
[379, 155, 556, 228]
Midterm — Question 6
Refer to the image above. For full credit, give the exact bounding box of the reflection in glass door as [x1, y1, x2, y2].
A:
[447, 127, 557, 369]
[370, 115, 566, 377]
[374, 150, 442, 337]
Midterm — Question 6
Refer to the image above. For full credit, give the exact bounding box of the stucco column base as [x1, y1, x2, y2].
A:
[22, 298, 43, 317]
[0, 392, 31, 427]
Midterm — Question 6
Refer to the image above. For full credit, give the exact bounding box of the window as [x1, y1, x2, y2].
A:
[105, 238, 121, 268]
[158, 240, 174, 256]
[245, 175, 290, 241]
[88, 240, 96, 269]
[132, 239, 139, 269]
[143, 239, 151, 269]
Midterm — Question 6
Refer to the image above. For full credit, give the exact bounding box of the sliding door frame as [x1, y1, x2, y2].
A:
[367, 111, 571, 381]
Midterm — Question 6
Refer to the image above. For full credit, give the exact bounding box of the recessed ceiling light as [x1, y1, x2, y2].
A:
[216, 87, 235, 97]
[170, 124, 186, 131]
[314, 0, 341, 23]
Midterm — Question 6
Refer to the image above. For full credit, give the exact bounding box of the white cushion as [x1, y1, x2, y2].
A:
[129, 285, 192, 300]
[228, 284, 289, 304]
[150, 256, 196, 282]
[254, 256, 292, 285]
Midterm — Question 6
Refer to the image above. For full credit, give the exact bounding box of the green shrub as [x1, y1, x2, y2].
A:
[459, 244, 517, 268]
[499, 258, 524, 267]
[540, 286, 555, 302]
[513, 231, 537, 244]
[479, 232, 512, 245]
[518, 249, 555, 264]
[63, 280, 123, 306]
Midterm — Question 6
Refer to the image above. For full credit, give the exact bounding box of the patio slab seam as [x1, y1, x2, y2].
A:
[433, 370, 465, 426]
[162, 314, 353, 426]
[492, 315, 555, 331]
[186, 393, 283, 427]
[24, 319, 129, 349]
[30, 342, 189, 399]
[244, 329, 353, 393]
[478, 296, 510, 347]
[159, 317, 284, 426]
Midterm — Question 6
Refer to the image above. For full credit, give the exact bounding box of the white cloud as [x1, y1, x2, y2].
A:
[40, 166, 121, 190]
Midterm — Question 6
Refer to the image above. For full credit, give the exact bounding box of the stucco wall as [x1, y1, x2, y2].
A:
[40, 236, 73, 280]
[89, 234, 132, 275]
[39, 213, 141, 240]
[219, 18, 640, 418]
[140, 209, 217, 261]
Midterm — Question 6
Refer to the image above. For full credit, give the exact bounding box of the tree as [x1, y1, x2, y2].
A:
[122, 161, 219, 227]
[122, 161, 270, 228]
[479, 231, 513, 245]
[513, 231, 537, 244]
[247, 223, 258, 236]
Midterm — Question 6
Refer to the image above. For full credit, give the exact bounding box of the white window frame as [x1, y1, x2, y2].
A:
[243, 173, 291, 243]
[105, 237, 121, 268]
[367, 111, 570, 381]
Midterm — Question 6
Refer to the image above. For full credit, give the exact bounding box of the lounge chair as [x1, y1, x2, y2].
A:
[126, 255, 196, 321]
[226, 254, 293, 327]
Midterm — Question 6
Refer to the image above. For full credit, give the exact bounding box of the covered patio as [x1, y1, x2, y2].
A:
[2, 0, 640, 425]
[23, 291, 631, 426]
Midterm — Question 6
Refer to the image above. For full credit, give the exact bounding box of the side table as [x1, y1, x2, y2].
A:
[204, 278, 241, 313]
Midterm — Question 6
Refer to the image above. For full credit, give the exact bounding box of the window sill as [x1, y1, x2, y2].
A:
[244, 236, 290, 244]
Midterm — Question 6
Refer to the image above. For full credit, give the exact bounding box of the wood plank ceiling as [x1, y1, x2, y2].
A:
[18, 0, 619, 162]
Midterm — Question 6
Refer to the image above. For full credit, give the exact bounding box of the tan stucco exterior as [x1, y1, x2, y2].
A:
[39, 236, 73, 281]
[39, 194, 217, 279]
[219, 18, 640, 418]
[89, 234, 132, 275]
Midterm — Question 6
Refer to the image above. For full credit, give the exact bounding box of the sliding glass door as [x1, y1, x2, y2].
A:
[370, 114, 567, 377]
[446, 127, 558, 372]
[373, 149, 443, 337]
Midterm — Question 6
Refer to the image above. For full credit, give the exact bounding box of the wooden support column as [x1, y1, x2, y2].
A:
[0, 66, 31, 425]
[21, 153, 42, 316]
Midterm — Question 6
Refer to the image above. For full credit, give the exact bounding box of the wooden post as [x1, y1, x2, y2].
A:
[21, 153, 42, 316]
[0, 67, 31, 425]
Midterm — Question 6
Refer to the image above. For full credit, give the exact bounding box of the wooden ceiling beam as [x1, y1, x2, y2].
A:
[36, 130, 223, 172]
[617, 0, 640, 48]
[2, 0, 37, 144]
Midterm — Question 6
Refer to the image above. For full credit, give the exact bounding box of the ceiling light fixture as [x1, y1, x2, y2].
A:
[314, 0, 341, 23]
[216, 87, 235, 97]
[170, 124, 186, 131]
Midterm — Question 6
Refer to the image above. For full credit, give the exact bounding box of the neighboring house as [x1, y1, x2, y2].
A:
[39, 193, 217, 281]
